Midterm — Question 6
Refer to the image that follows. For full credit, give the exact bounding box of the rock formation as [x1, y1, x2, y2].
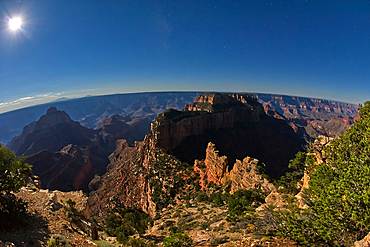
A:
[258, 94, 359, 139]
[0, 92, 358, 146]
[8, 107, 99, 156]
[89, 93, 301, 218]
[89, 139, 155, 218]
[25, 144, 108, 192]
[194, 142, 276, 194]
[294, 135, 333, 209]
[257, 94, 358, 120]
[9, 107, 151, 192]
[154, 93, 304, 175]
[97, 114, 151, 150]
[88, 93, 357, 220]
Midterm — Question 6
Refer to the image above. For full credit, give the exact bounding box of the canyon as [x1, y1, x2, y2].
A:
[0, 92, 358, 145]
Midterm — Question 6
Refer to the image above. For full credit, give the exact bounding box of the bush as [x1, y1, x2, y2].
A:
[197, 191, 209, 202]
[227, 189, 265, 216]
[0, 145, 31, 230]
[126, 237, 157, 247]
[63, 199, 80, 223]
[276, 152, 315, 194]
[47, 235, 71, 247]
[277, 101, 370, 246]
[94, 240, 115, 247]
[104, 203, 152, 244]
[163, 233, 193, 247]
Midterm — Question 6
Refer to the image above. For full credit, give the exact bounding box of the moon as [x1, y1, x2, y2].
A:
[9, 18, 21, 31]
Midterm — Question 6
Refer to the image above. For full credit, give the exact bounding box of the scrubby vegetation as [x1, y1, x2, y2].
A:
[275, 151, 315, 194]
[0, 144, 31, 230]
[104, 201, 153, 244]
[276, 101, 370, 246]
[163, 233, 193, 247]
[148, 148, 201, 211]
[47, 234, 72, 247]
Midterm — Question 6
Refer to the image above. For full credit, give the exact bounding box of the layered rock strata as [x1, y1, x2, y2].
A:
[10, 107, 150, 192]
[194, 142, 276, 194]
[154, 93, 304, 175]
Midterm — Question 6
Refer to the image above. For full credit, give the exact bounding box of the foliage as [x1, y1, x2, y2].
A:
[47, 235, 72, 247]
[0, 144, 31, 230]
[277, 101, 370, 246]
[126, 237, 157, 247]
[227, 189, 265, 216]
[276, 151, 315, 194]
[63, 199, 80, 223]
[196, 191, 209, 202]
[149, 148, 199, 211]
[163, 233, 193, 247]
[104, 202, 152, 244]
[94, 240, 115, 247]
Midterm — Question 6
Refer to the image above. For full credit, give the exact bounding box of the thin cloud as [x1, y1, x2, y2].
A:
[0, 89, 99, 114]
[0, 92, 64, 109]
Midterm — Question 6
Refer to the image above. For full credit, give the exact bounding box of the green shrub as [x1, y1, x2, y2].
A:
[169, 226, 179, 234]
[197, 191, 209, 202]
[126, 237, 157, 247]
[104, 203, 152, 244]
[63, 199, 80, 223]
[163, 233, 193, 247]
[47, 235, 71, 247]
[227, 189, 265, 216]
[277, 102, 370, 246]
[0, 145, 31, 230]
[94, 240, 115, 247]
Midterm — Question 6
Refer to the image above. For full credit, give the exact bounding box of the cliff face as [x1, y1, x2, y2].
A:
[25, 143, 107, 192]
[89, 94, 294, 218]
[88, 93, 357, 218]
[194, 142, 276, 194]
[154, 93, 303, 175]
[257, 94, 358, 120]
[97, 115, 151, 150]
[10, 107, 150, 192]
[89, 139, 155, 218]
[0, 92, 358, 145]
[8, 107, 99, 156]
[6, 121, 36, 153]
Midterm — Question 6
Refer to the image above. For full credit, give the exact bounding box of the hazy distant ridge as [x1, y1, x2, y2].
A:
[0, 92, 358, 145]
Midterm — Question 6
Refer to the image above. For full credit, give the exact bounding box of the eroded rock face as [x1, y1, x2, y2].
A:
[259, 94, 359, 140]
[294, 135, 333, 209]
[89, 94, 298, 218]
[9, 107, 99, 156]
[97, 115, 151, 150]
[257, 94, 358, 120]
[10, 107, 151, 193]
[155, 93, 304, 175]
[355, 232, 370, 247]
[229, 157, 276, 194]
[25, 143, 108, 192]
[195, 142, 276, 194]
[89, 139, 155, 218]
[203, 142, 229, 184]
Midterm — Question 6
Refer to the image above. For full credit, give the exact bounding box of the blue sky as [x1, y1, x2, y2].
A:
[0, 0, 369, 113]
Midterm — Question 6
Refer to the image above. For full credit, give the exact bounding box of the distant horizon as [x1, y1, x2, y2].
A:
[0, 90, 361, 115]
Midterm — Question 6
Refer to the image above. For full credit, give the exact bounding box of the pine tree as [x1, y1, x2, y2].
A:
[278, 101, 370, 246]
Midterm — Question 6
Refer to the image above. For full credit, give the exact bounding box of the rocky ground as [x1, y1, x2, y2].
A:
[146, 200, 297, 247]
[0, 186, 298, 247]
[0, 188, 98, 246]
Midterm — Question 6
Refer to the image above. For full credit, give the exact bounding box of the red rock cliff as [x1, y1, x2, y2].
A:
[154, 93, 263, 152]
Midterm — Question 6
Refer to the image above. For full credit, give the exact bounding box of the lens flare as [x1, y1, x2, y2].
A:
[9, 18, 21, 30]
